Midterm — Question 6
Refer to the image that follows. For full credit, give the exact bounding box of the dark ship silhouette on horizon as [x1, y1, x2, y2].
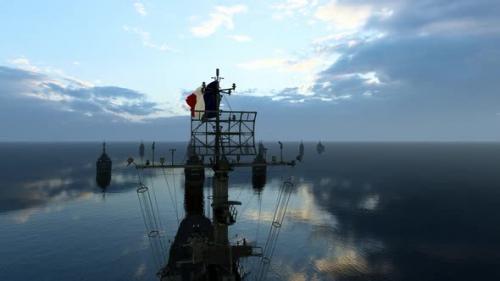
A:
[316, 141, 325, 154]
[96, 142, 112, 190]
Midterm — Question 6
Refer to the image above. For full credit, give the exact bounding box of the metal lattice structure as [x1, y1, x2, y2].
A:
[132, 69, 297, 281]
[190, 110, 257, 156]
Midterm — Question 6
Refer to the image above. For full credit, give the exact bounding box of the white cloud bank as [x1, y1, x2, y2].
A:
[190, 5, 247, 37]
[2, 58, 163, 121]
[133, 1, 147, 16]
[123, 25, 176, 52]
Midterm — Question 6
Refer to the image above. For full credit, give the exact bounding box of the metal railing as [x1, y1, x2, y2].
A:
[190, 110, 257, 156]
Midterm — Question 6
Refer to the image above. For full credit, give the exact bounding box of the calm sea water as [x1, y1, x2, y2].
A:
[1, 142, 500, 281]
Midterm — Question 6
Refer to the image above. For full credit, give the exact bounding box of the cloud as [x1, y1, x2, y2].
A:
[238, 57, 325, 73]
[133, 1, 147, 16]
[269, 1, 500, 105]
[4, 0, 500, 141]
[272, 0, 311, 12]
[8, 57, 41, 72]
[314, 1, 373, 30]
[190, 5, 247, 37]
[230, 0, 500, 140]
[228, 34, 252, 42]
[313, 38, 480, 106]
[123, 25, 176, 52]
[237, 51, 340, 96]
[0, 64, 160, 121]
[367, 0, 500, 36]
[271, 0, 318, 20]
[0, 60, 193, 141]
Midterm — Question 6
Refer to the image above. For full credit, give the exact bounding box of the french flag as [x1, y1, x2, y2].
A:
[186, 87, 204, 119]
[185, 81, 218, 119]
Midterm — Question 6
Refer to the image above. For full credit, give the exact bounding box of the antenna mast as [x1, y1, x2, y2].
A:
[132, 68, 295, 281]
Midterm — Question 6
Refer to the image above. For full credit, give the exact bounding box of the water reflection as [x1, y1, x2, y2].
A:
[306, 143, 500, 280]
[159, 170, 214, 280]
[0, 143, 138, 216]
[2, 142, 500, 281]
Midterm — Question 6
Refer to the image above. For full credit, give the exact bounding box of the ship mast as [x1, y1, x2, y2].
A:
[133, 69, 295, 281]
[212, 68, 233, 277]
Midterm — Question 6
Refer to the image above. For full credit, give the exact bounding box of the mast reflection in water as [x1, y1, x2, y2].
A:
[159, 155, 215, 280]
[2, 142, 500, 281]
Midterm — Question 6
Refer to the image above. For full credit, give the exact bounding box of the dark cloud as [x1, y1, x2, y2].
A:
[270, 0, 500, 140]
[0, 66, 182, 141]
[105, 100, 159, 116]
[0, 65, 162, 118]
[0, 66, 40, 81]
[0, 66, 42, 97]
[317, 35, 500, 101]
[369, 0, 500, 36]
[310, 0, 500, 98]
[91, 86, 144, 99]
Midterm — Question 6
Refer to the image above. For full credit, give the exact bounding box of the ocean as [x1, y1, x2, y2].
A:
[1, 142, 500, 280]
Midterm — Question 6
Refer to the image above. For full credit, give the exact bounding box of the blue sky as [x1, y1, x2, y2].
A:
[1, 0, 499, 141]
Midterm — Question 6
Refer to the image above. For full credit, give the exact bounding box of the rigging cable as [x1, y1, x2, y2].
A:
[255, 180, 294, 281]
[137, 189, 161, 267]
[205, 177, 211, 219]
[234, 184, 245, 201]
[147, 170, 166, 233]
[236, 192, 257, 223]
[147, 171, 169, 260]
[161, 167, 180, 226]
[136, 183, 167, 267]
[171, 167, 181, 219]
[223, 94, 234, 111]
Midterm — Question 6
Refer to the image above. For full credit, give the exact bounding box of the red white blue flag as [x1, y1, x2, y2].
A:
[185, 81, 218, 119]
[186, 87, 204, 119]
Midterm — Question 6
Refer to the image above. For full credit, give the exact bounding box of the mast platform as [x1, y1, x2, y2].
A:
[131, 69, 296, 281]
[135, 161, 295, 170]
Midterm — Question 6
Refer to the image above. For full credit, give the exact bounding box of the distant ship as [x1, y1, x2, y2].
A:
[316, 141, 325, 154]
[296, 141, 304, 162]
[96, 142, 112, 189]
[139, 141, 145, 162]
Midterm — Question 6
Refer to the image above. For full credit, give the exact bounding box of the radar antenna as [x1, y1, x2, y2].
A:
[129, 68, 296, 281]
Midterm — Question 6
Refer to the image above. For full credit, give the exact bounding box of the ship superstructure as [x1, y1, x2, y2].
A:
[129, 69, 297, 281]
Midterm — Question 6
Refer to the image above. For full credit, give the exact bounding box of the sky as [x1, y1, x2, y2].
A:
[0, 0, 499, 141]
